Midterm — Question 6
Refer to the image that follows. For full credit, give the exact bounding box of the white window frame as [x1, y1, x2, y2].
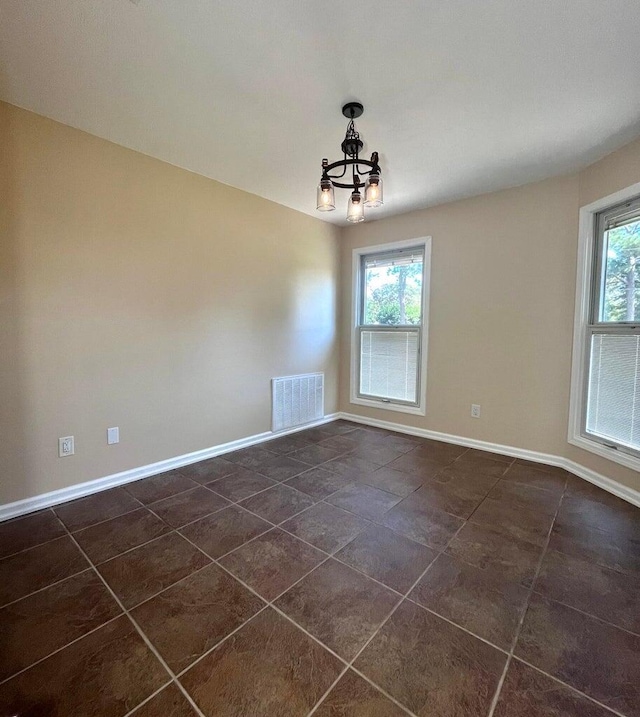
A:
[350, 237, 431, 416]
[569, 181, 640, 472]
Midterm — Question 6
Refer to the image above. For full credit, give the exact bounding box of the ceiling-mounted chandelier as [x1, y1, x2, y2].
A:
[316, 102, 383, 223]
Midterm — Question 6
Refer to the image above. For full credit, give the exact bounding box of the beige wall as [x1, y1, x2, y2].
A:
[339, 143, 640, 494]
[0, 102, 340, 505]
[2, 99, 639, 507]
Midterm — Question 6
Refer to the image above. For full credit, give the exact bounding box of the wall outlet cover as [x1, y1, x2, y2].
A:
[59, 436, 74, 457]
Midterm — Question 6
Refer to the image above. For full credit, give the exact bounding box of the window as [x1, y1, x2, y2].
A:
[351, 239, 430, 415]
[570, 188, 640, 469]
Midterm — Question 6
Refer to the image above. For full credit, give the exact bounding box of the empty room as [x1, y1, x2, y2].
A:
[1, 1, 639, 716]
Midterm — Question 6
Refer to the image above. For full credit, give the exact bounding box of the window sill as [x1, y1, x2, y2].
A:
[350, 396, 426, 417]
[568, 434, 640, 473]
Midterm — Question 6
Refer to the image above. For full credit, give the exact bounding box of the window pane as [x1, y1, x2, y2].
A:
[360, 330, 418, 403]
[601, 218, 640, 322]
[586, 333, 640, 450]
[363, 255, 423, 325]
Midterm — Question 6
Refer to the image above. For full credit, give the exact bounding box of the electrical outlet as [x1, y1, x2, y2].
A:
[471, 404, 481, 419]
[59, 436, 74, 457]
[107, 427, 120, 445]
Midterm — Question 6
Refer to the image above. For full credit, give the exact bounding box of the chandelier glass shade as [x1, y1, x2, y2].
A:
[316, 102, 383, 222]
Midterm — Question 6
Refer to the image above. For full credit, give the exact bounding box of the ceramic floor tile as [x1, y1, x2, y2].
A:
[207, 469, 277, 502]
[336, 524, 437, 593]
[239, 483, 316, 524]
[73, 507, 171, 564]
[0, 535, 89, 606]
[494, 659, 615, 717]
[225, 445, 278, 470]
[361, 466, 424, 497]
[461, 448, 513, 464]
[469, 496, 555, 547]
[284, 466, 354, 499]
[386, 451, 451, 479]
[535, 548, 640, 633]
[0, 510, 66, 559]
[446, 522, 544, 586]
[0, 615, 167, 717]
[326, 483, 402, 521]
[54, 487, 140, 531]
[178, 456, 239, 484]
[275, 559, 399, 660]
[130, 683, 198, 717]
[486, 480, 562, 517]
[351, 442, 407, 466]
[409, 553, 530, 650]
[0, 570, 121, 681]
[219, 528, 325, 600]
[354, 599, 506, 717]
[406, 481, 487, 519]
[148, 486, 230, 528]
[323, 453, 381, 478]
[97, 532, 211, 608]
[289, 443, 344, 466]
[180, 505, 271, 559]
[319, 419, 360, 436]
[382, 494, 465, 550]
[500, 463, 568, 494]
[514, 458, 571, 477]
[180, 607, 343, 717]
[125, 471, 198, 505]
[319, 434, 360, 453]
[313, 670, 407, 717]
[266, 434, 315, 455]
[255, 455, 312, 482]
[281, 502, 371, 553]
[433, 459, 505, 492]
[548, 521, 640, 576]
[412, 440, 468, 463]
[132, 563, 264, 673]
[556, 492, 640, 540]
[516, 593, 640, 716]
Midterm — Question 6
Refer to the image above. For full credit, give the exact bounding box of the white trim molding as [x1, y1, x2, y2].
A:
[569, 181, 640, 473]
[350, 237, 432, 417]
[0, 414, 339, 522]
[340, 412, 640, 508]
[3, 410, 638, 523]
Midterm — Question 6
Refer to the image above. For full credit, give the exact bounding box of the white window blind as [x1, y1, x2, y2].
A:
[586, 334, 640, 449]
[360, 330, 419, 403]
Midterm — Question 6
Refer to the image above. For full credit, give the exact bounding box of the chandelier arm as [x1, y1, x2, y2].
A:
[324, 158, 376, 175]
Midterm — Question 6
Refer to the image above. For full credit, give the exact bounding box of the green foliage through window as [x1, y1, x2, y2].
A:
[603, 219, 640, 323]
[364, 262, 423, 325]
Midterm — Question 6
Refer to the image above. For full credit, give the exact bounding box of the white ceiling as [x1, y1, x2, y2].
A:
[2, 0, 640, 224]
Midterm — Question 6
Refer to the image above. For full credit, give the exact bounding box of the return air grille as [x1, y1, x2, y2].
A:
[272, 373, 324, 432]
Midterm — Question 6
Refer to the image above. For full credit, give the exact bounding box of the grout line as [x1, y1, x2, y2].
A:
[305, 516, 472, 717]
[0, 565, 94, 610]
[528, 585, 640, 638]
[121, 678, 174, 717]
[0, 612, 124, 688]
[510, 656, 628, 717]
[5, 428, 634, 716]
[486, 476, 569, 717]
[405, 598, 510, 655]
[62, 525, 208, 717]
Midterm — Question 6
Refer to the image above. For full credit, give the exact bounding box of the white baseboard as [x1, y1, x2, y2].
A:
[3, 410, 638, 522]
[0, 414, 339, 522]
[339, 412, 640, 508]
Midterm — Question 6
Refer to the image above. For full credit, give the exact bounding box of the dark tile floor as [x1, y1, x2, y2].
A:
[0, 420, 638, 717]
